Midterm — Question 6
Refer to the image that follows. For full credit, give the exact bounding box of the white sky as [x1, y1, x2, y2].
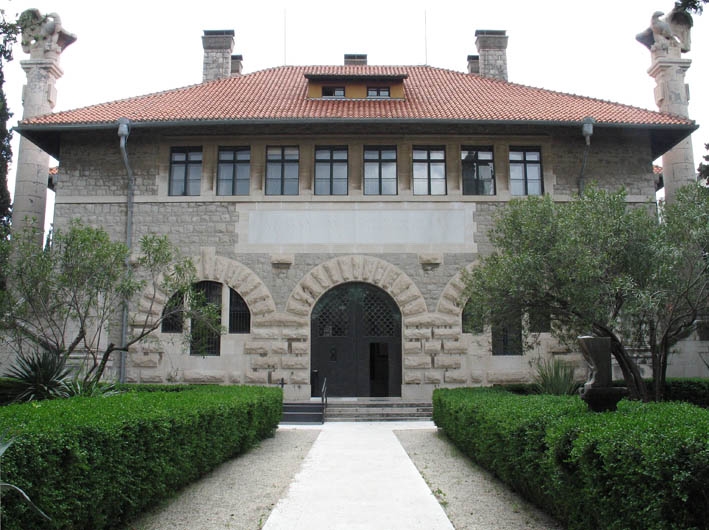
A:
[4, 0, 709, 227]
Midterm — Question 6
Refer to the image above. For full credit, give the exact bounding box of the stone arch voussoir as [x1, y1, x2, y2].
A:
[436, 261, 480, 317]
[285, 255, 428, 322]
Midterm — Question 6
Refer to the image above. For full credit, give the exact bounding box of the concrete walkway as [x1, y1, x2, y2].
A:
[263, 422, 454, 530]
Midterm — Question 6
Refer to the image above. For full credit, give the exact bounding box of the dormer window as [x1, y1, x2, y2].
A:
[322, 86, 345, 98]
[367, 87, 390, 98]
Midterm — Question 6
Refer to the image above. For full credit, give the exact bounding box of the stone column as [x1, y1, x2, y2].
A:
[649, 45, 695, 203]
[14, 10, 75, 237]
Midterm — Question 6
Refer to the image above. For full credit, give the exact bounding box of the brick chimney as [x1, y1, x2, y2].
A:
[475, 30, 508, 81]
[467, 54, 480, 74]
[202, 30, 235, 82]
[344, 54, 367, 66]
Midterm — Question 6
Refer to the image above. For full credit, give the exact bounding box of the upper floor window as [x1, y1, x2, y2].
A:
[367, 87, 390, 98]
[169, 147, 202, 196]
[315, 147, 348, 195]
[364, 147, 397, 195]
[322, 86, 345, 98]
[462, 147, 495, 196]
[217, 147, 250, 196]
[509, 147, 543, 196]
[266, 146, 299, 195]
[413, 147, 446, 195]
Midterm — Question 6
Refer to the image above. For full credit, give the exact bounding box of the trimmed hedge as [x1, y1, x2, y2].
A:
[0, 385, 282, 530]
[433, 387, 709, 530]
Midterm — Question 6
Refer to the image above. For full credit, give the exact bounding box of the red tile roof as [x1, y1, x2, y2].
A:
[21, 65, 693, 127]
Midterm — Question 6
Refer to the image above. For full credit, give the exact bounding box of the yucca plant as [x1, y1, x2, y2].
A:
[64, 377, 121, 398]
[533, 357, 580, 396]
[3, 350, 71, 402]
[0, 432, 51, 523]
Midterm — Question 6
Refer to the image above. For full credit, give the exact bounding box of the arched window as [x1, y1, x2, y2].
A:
[161, 292, 184, 333]
[461, 299, 483, 334]
[229, 288, 250, 333]
[190, 281, 222, 356]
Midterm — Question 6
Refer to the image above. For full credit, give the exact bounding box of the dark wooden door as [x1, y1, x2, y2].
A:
[311, 283, 401, 397]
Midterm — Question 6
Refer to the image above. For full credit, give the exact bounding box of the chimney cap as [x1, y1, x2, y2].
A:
[232, 54, 243, 60]
[475, 29, 506, 36]
[344, 53, 368, 65]
[203, 29, 235, 36]
[467, 54, 479, 61]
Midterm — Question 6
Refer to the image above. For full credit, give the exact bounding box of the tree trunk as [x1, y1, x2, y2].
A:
[593, 323, 648, 401]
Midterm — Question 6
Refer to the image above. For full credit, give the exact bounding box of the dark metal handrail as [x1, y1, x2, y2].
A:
[320, 377, 328, 424]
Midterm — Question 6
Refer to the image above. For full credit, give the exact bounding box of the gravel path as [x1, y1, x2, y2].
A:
[395, 428, 565, 530]
[124, 429, 320, 530]
[123, 425, 564, 530]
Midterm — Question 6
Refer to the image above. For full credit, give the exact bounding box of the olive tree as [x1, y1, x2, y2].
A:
[0, 220, 220, 388]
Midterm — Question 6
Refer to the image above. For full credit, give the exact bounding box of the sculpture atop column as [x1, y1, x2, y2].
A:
[12, 10, 75, 238]
[636, 5, 695, 204]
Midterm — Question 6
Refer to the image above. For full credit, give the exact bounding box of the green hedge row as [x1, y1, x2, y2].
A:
[497, 378, 709, 408]
[0, 385, 282, 530]
[433, 387, 709, 530]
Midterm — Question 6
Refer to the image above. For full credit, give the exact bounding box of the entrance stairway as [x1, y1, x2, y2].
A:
[326, 399, 433, 422]
[281, 399, 433, 423]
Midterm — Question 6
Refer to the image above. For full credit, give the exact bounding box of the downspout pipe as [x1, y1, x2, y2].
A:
[117, 117, 134, 383]
[578, 117, 595, 195]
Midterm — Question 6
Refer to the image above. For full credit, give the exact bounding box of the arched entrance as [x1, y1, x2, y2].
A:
[311, 282, 402, 397]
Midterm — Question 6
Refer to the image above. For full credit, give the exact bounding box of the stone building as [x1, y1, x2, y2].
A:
[13, 22, 703, 400]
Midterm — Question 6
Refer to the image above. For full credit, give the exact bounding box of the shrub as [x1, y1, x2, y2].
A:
[2, 351, 71, 402]
[533, 357, 580, 395]
[0, 385, 282, 530]
[433, 387, 709, 530]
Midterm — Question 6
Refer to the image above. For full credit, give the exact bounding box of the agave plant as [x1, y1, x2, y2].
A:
[533, 357, 580, 396]
[64, 377, 121, 398]
[0, 433, 51, 521]
[3, 350, 71, 402]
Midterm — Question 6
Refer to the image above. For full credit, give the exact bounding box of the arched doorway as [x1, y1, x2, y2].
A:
[311, 282, 402, 397]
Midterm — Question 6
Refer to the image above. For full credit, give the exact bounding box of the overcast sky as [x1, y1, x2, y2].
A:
[4, 0, 708, 225]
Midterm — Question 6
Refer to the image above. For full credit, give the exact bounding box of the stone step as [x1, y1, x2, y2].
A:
[281, 402, 324, 424]
[325, 402, 433, 422]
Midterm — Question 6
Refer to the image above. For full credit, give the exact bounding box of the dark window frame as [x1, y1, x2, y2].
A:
[461, 146, 496, 196]
[229, 288, 251, 334]
[314, 146, 348, 196]
[363, 146, 397, 196]
[190, 281, 222, 356]
[461, 299, 484, 334]
[322, 86, 345, 98]
[169, 147, 202, 196]
[367, 87, 390, 98]
[161, 292, 184, 333]
[266, 146, 299, 196]
[492, 310, 523, 356]
[509, 147, 543, 196]
[217, 147, 251, 196]
[413, 146, 447, 196]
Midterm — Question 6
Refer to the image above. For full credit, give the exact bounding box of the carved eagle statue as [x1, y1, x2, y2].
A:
[636, 5, 693, 52]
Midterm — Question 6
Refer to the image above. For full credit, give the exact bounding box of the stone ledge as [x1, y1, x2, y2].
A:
[271, 254, 294, 265]
[183, 370, 225, 383]
[419, 253, 443, 265]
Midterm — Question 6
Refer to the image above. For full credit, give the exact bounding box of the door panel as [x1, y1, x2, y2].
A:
[311, 283, 401, 397]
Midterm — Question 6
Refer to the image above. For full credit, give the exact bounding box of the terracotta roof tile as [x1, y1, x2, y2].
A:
[22, 65, 693, 127]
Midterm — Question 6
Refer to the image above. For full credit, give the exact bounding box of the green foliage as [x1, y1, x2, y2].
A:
[2, 350, 71, 402]
[433, 388, 709, 530]
[0, 221, 218, 385]
[533, 357, 580, 395]
[0, 385, 282, 530]
[0, 432, 50, 522]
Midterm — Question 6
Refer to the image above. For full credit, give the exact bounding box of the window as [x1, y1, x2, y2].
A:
[229, 289, 251, 333]
[413, 147, 446, 195]
[462, 147, 495, 195]
[190, 281, 222, 356]
[367, 87, 390, 98]
[217, 147, 250, 195]
[169, 147, 202, 196]
[492, 311, 523, 356]
[461, 299, 484, 334]
[529, 309, 551, 333]
[315, 147, 348, 195]
[509, 147, 543, 196]
[161, 292, 184, 333]
[322, 86, 345, 98]
[364, 147, 397, 195]
[266, 146, 299, 195]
